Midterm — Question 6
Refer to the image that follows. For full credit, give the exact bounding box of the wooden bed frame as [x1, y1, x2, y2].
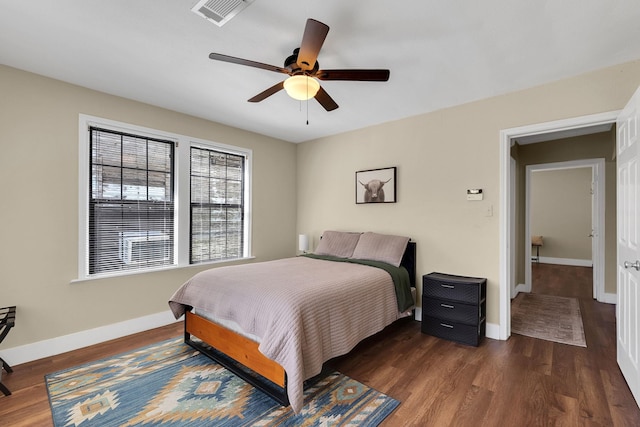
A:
[184, 241, 416, 405]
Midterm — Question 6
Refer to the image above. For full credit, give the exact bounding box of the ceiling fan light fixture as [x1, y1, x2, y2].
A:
[283, 75, 320, 100]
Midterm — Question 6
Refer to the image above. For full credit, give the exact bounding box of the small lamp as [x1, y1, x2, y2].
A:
[284, 75, 320, 101]
[298, 234, 309, 253]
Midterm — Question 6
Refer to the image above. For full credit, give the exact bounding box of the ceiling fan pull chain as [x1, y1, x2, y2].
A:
[306, 80, 310, 125]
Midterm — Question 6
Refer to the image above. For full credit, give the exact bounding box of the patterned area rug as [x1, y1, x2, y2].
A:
[511, 293, 587, 347]
[45, 337, 399, 426]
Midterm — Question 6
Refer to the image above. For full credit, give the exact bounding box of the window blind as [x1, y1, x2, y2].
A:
[190, 146, 245, 263]
[89, 127, 174, 275]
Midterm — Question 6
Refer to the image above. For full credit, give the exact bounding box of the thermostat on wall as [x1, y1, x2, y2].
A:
[467, 189, 483, 201]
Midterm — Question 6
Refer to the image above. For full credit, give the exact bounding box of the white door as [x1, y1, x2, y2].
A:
[617, 86, 640, 405]
[591, 166, 601, 300]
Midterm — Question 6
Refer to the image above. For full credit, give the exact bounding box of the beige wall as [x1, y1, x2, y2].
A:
[530, 168, 593, 260]
[297, 60, 640, 326]
[3, 57, 640, 349]
[0, 65, 297, 348]
[514, 130, 617, 293]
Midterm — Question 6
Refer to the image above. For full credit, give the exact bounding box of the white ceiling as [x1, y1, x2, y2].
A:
[1, 0, 639, 143]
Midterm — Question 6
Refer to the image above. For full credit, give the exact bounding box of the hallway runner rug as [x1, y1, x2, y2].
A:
[45, 337, 399, 427]
[511, 293, 587, 347]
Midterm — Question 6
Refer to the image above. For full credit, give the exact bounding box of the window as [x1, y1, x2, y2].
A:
[190, 147, 245, 263]
[78, 115, 251, 279]
[89, 127, 174, 275]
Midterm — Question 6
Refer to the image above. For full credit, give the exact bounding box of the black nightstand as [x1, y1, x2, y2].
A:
[421, 273, 486, 346]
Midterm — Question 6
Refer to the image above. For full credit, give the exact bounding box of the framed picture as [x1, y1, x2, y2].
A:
[355, 167, 396, 204]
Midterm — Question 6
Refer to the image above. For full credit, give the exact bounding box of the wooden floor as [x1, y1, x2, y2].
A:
[531, 262, 595, 299]
[1, 264, 639, 426]
[332, 263, 640, 426]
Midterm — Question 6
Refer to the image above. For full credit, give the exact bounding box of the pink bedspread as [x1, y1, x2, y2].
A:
[168, 256, 402, 413]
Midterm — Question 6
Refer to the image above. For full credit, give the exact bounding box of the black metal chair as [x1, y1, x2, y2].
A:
[0, 306, 16, 396]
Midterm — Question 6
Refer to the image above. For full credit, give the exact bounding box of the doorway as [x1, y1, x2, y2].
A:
[498, 111, 618, 339]
[523, 159, 605, 299]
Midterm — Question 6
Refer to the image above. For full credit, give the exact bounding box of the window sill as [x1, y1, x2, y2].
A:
[71, 256, 256, 284]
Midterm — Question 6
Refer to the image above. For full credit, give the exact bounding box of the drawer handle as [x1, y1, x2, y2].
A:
[440, 323, 454, 328]
[441, 284, 455, 289]
[440, 304, 454, 309]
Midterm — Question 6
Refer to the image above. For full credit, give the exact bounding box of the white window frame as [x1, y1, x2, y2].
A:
[77, 114, 252, 280]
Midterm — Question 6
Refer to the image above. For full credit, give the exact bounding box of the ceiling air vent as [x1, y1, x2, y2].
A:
[191, 0, 255, 27]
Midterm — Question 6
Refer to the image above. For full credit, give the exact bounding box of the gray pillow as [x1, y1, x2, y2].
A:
[314, 231, 362, 258]
[351, 232, 410, 267]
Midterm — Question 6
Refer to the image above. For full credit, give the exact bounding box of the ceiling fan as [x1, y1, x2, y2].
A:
[208, 18, 390, 111]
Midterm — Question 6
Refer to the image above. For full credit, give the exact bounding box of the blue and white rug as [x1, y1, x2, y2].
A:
[45, 337, 399, 426]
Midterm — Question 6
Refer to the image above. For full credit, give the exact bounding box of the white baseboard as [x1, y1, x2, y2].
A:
[537, 257, 593, 267]
[513, 283, 529, 298]
[5, 307, 506, 367]
[2, 310, 178, 366]
[600, 292, 617, 304]
[485, 322, 500, 340]
[415, 307, 501, 341]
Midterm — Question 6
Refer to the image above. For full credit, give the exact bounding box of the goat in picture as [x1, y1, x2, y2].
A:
[358, 178, 391, 203]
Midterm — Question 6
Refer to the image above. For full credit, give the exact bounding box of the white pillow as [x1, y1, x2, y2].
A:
[350, 232, 410, 267]
[314, 231, 362, 258]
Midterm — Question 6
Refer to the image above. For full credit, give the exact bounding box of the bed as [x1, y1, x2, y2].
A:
[168, 231, 416, 413]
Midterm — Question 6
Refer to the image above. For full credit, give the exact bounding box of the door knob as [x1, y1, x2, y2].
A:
[624, 260, 640, 271]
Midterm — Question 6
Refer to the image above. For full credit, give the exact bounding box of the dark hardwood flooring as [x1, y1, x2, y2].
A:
[331, 264, 639, 425]
[1, 264, 638, 426]
[531, 262, 594, 299]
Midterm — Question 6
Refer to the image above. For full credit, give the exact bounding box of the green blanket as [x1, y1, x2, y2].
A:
[301, 253, 414, 312]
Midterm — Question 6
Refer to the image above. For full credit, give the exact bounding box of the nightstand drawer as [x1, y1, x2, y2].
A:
[422, 298, 481, 325]
[422, 273, 486, 304]
[421, 316, 485, 347]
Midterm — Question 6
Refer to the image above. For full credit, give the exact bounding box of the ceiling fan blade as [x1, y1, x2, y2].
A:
[297, 19, 329, 71]
[315, 69, 390, 81]
[209, 53, 290, 75]
[314, 86, 339, 111]
[247, 81, 285, 103]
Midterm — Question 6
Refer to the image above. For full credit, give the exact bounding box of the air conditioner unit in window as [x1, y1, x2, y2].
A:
[119, 232, 170, 265]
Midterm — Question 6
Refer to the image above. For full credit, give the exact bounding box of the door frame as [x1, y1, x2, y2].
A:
[499, 111, 618, 340]
[524, 159, 605, 299]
